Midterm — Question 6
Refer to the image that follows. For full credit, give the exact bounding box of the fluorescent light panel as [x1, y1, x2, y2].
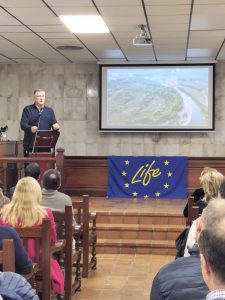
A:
[59, 15, 110, 33]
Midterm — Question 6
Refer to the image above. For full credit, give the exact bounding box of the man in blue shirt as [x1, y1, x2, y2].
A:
[20, 89, 60, 156]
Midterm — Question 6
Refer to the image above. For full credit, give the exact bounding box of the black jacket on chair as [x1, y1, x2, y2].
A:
[150, 247, 208, 300]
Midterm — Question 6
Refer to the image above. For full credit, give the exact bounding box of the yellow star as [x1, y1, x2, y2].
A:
[133, 191, 138, 197]
[155, 192, 160, 197]
[125, 160, 130, 165]
[167, 172, 172, 177]
[144, 195, 149, 199]
[124, 183, 130, 188]
[164, 160, 169, 166]
[164, 183, 169, 189]
[122, 171, 127, 176]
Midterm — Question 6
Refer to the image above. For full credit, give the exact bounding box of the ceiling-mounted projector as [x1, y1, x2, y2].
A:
[133, 24, 152, 46]
[133, 36, 151, 46]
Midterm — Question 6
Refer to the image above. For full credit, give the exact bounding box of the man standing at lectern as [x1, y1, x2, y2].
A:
[20, 89, 60, 156]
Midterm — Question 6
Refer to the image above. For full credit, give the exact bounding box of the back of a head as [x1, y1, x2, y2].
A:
[12, 177, 42, 207]
[200, 167, 217, 178]
[43, 169, 61, 190]
[24, 163, 40, 180]
[200, 169, 224, 203]
[1, 177, 44, 227]
[199, 199, 225, 284]
[219, 178, 225, 199]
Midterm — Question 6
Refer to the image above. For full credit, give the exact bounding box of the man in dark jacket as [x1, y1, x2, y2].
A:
[150, 247, 209, 300]
[20, 89, 60, 156]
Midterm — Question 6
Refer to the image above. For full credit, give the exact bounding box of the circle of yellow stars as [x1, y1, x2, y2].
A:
[121, 159, 173, 198]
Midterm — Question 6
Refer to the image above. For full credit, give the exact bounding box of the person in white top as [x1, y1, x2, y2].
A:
[184, 168, 224, 257]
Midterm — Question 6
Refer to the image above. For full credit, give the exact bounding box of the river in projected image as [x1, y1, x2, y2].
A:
[107, 68, 209, 128]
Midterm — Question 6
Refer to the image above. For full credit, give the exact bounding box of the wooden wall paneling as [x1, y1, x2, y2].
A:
[49, 156, 225, 197]
[63, 157, 108, 196]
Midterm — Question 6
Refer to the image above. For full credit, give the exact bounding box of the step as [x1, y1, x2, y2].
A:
[97, 238, 176, 255]
[97, 212, 185, 226]
[97, 223, 184, 240]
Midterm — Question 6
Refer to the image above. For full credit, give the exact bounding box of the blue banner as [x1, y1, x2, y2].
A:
[108, 156, 188, 199]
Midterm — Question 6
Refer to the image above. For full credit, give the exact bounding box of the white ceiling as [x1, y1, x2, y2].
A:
[0, 0, 225, 64]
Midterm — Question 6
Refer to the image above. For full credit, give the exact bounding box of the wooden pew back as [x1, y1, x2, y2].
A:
[53, 205, 81, 299]
[72, 195, 97, 278]
[0, 239, 15, 271]
[15, 218, 51, 300]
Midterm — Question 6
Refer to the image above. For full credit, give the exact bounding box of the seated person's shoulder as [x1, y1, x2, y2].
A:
[0, 225, 18, 237]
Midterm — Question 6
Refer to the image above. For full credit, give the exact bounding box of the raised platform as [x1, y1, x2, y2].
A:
[73, 197, 187, 255]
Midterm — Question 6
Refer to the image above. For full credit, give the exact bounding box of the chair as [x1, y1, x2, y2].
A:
[0, 238, 39, 283]
[187, 196, 200, 225]
[53, 205, 82, 300]
[15, 218, 51, 300]
[72, 195, 97, 278]
[0, 239, 15, 271]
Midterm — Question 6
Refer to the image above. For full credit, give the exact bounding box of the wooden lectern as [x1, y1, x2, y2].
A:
[29, 130, 60, 157]
[28, 130, 60, 181]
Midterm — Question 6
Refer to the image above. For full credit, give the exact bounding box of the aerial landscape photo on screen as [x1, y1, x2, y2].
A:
[103, 65, 213, 130]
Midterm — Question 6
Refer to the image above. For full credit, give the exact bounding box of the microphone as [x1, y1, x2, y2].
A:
[32, 108, 43, 153]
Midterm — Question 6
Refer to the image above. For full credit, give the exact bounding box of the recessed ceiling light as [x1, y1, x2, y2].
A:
[59, 15, 110, 34]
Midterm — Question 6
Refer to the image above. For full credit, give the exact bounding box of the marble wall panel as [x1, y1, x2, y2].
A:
[0, 62, 224, 157]
[87, 74, 99, 98]
[0, 97, 7, 121]
[87, 97, 98, 121]
[7, 120, 20, 141]
[86, 121, 99, 144]
[64, 98, 86, 121]
[48, 97, 64, 120]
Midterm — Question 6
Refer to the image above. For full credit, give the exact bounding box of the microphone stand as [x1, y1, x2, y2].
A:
[32, 109, 43, 153]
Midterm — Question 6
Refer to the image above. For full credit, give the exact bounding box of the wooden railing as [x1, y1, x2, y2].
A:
[0, 147, 65, 194]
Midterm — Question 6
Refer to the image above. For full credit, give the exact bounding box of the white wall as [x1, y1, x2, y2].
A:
[0, 62, 224, 157]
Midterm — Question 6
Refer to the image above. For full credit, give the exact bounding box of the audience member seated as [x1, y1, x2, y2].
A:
[184, 168, 224, 257]
[8, 163, 40, 199]
[42, 169, 72, 211]
[198, 199, 225, 300]
[0, 271, 39, 300]
[0, 225, 32, 274]
[150, 245, 209, 300]
[183, 167, 217, 218]
[0, 181, 10, 209]
[0, 177, 64, 295]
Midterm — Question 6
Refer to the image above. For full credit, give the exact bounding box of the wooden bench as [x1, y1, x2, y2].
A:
[72, 195, 97, 278]
[53, 205, 82, 299]
[15, 218, 52, 300]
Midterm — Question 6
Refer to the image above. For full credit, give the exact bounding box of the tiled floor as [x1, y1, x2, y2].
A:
[73, 253, 174, 300]
[70, 197, 184, 299]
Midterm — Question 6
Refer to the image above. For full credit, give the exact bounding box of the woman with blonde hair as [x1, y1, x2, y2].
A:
[184, 168, 224, 257]
[0, 176, 64, 295]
